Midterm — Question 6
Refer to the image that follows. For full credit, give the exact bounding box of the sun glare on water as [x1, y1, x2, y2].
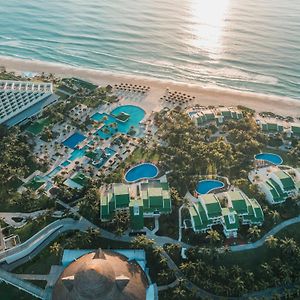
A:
[189, 0, 230, 57]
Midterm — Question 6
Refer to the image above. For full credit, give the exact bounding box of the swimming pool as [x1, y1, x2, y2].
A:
[196, 180, 225, 195]
[93, 105, 145, 139]
[111, 105, 145, 134]
[255, 153, 283, 165]
[46, 166, 62, 179]
[125, 163, 159, 183]
[63, 132, 86, 149]
[69, 147, 88, 161]
[61, 160, 71, 167]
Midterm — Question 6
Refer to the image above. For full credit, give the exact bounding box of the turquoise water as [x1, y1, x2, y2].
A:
[125, 163, 159, 183]
[94, 105, 145, 139]
[0, 1, 299, 99]
[63, 132, 86, 149]
[196, 180, 225, 194]
[255, 153, 283, 165]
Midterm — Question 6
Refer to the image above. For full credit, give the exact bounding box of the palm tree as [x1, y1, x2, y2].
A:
[248, 226, 261, 241]
[280, 237, 299, 255]
[206, 229, 221, 246]
[269, 210, 280, 224]
[50, 242, 61, 256]
[265, 235, 279, 249]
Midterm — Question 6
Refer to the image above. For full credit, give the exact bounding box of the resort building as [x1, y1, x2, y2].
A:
[100, 178, 172, 231]
[0, 80, 57, 126]
[188, 106, 243, 127]
[249, 166, 300, 204]
[188, 190, 264, 238]
[259, 121, 284, 133]
[52, 248, 158, 300]
[289, 123, 300, 137]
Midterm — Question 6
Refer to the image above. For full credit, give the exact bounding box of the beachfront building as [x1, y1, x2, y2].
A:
[249, 166, 300, 204]
[0, 80, 58, 126]
[187, 106, 243, 127]
[52, 248, 158, 300]
[188, 190, 264, 238]
[100, 178, 172, 231]
[259, 121, 284, 133]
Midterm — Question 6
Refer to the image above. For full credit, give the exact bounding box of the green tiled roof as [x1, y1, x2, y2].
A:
[292, 125, 300, 134]
[275, 171, 295, 191]
[201, 194, 222, 218]
[222, 208, 239, 231]
[228, 191, 248, 214]
[266, 180, 284, 203]
[189, 202, 211, 231]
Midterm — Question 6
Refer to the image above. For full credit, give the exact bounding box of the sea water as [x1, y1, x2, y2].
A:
[0, 0, 299, 99]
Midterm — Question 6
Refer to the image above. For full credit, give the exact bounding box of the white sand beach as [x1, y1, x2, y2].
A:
[1, 56, 300, 117]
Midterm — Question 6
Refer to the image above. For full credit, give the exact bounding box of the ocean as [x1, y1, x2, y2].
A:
[0, 0, 299, 99]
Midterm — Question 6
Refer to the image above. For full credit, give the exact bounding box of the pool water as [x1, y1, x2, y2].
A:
[255, 153, 283, 165]
[93, 105, 145, 139]
[63, 132, 86, 149]
[125, 163, 159, 183]
[111, 105, 145, 134]
[196, 180, 225, 195]
[46, 166, 62, 178]
[69, 147, 88, 161]
[61, 160, 71, 167]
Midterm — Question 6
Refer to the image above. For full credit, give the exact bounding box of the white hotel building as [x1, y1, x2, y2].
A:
[0, 80, 58, 127]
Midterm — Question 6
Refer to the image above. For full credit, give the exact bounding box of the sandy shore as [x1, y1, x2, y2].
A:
[1, 55, 300, 117]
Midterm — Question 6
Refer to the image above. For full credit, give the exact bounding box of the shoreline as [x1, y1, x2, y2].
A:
[1, 55, 300, 117]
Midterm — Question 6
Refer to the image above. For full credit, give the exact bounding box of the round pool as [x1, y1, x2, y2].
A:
[255, 153, 283, 165]
[125, 163, 159, 183]
[196, 180, 225, 195]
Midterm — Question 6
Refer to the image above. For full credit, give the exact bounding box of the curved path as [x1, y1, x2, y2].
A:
[1, 199, 300, 299]
[0, 218, 91, 270]
[231, 215, 300, 252]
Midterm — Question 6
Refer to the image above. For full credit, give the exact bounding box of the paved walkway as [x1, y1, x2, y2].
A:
[231, 215, 300, 252]
[0, 218, 91, 270]
[0, 210, 48, 228]
[0, 268, 45, 299]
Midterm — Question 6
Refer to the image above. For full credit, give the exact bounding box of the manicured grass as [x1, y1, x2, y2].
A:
[14, 245, 60, 275]
[26, 117, 52, 135]
[0, 284, 34, 300]
[217, 222, 300, 270]
[13, 217, 55, 243]
[24, 176, 45, 191]
[126, 148, 160, 166]
[72, 172, 88, 187]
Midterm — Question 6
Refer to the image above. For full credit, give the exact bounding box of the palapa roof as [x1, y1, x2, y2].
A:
[52, 249, 148, 300]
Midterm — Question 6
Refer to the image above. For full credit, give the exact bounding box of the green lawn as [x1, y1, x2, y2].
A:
[0, 284, 34, 300]
[126, 148, 160, 166]
[13, 217, 55, 243]
[217, 222, 300, 270]
[26, 117, 52, 135]
[24, 176, 46, 191]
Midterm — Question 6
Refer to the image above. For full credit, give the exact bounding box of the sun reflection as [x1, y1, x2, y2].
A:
[188, 0, 230, 57]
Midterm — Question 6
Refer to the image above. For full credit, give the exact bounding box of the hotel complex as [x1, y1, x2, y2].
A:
[249, 166, 300, 204]
[0, 80, 57, 126]
[188, 190, 264, 238]
[187, 106, 243, 126]
[100, 177, 172, 231]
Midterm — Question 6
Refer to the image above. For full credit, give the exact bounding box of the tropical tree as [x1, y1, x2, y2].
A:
[206, 229, 221, 246]
[248, 226, 261, 241]
[50, 242, 61, 256]
[265, 235, 279, 249]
